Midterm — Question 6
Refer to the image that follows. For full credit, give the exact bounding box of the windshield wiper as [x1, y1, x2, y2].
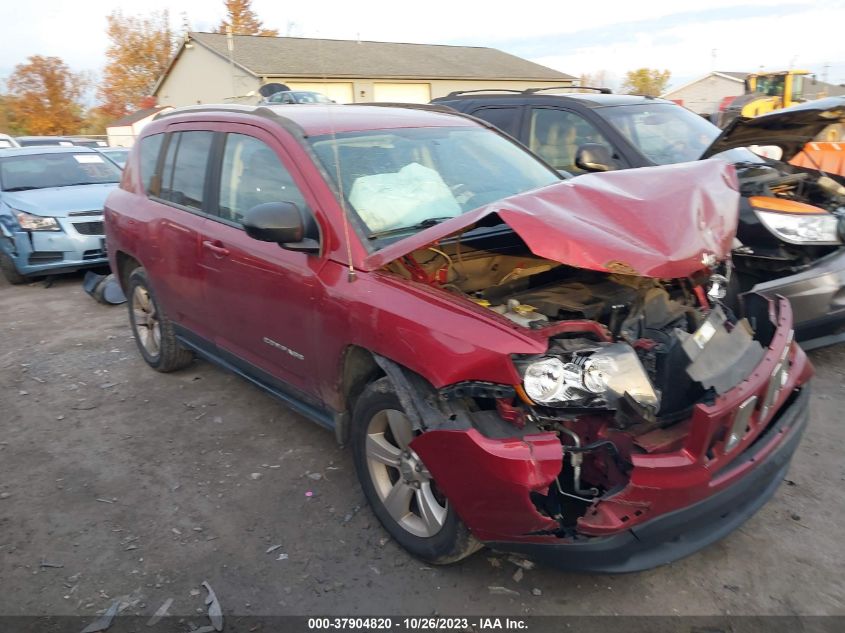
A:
[3, 186, 39, 192]
[368, 216, 455, 240]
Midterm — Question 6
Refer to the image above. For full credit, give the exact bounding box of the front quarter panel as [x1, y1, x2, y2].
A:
[312, 263, 553, 409]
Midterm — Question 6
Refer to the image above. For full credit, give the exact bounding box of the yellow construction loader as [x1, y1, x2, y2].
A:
[719, 70, 814, 127]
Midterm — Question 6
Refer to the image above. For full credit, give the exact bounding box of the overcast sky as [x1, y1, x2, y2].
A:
[2, 0, 844, 93]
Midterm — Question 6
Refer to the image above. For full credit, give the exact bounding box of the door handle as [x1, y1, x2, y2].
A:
[202, 240, 230, 257]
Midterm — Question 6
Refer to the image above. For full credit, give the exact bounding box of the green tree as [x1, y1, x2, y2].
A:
[620, 68, 671, 96]
[98, 10, 176, 120]
[5, 55, 86, 135]
[216, 0, 278, 36]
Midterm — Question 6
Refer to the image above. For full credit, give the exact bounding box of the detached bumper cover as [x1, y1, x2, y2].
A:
[750, 248, 845, 345]
[487, 386, 809, 573]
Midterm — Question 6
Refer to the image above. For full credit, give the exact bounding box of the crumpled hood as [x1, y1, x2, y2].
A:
[1, 183, 116, 217]
[363, 160, 740, 279]
[701, 96, 845, 161]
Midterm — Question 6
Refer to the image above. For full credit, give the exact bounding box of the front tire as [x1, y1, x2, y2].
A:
[351, 377, 481, 564]
[127, 267, 193, 372]
[0, 252, 27, 285]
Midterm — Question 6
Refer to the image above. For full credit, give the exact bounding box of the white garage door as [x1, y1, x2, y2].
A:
[287, 82, 354, 104]
[373, 83, 431, 104]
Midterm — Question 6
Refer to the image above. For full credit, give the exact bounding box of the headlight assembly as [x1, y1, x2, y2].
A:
[520, 343, 660, 412]
[750, 197, 841, 245]
[14, 209, 61, 232]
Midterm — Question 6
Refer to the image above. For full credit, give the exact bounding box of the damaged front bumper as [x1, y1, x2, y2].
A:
[751, 247, 845, 349]
[485, 387, 809, 573]
[0, 220, 107, 277]
[410, 297, 813, 572]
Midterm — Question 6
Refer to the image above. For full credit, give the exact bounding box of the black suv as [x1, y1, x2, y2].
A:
[433, 89, 845, 349]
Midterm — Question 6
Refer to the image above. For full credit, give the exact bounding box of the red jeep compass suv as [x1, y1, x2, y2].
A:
[105, 104, 812, 572]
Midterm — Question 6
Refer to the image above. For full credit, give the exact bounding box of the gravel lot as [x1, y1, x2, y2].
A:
[1, 273, 844, 621]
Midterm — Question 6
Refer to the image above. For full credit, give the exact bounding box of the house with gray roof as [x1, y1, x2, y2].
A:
[661, 71, 750, 116]
[153, 32, 575, 106]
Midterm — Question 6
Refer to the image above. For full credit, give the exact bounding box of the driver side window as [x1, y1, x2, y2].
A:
[217, 133, 310, 224]
[528, 108, 614, 175]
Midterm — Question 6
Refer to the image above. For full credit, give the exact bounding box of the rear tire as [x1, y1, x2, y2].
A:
[127, 267, 193, 372]
[351, 377, 482, 564]
[0, 252, 27, 285]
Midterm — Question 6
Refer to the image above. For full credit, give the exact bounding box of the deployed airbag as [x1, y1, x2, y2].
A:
[349, 162, 460, 232]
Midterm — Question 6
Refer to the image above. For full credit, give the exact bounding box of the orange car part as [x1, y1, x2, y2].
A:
[748, 196, 827, 215]
[790, 142, 845, 179]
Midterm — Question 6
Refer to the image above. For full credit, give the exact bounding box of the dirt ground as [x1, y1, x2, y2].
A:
[1, 273, 844, 621]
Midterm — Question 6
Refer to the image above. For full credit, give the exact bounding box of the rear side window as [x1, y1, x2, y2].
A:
[159, 131, 214, 210]
[138, 133, 164, 194]
[471, 106, 520, 138]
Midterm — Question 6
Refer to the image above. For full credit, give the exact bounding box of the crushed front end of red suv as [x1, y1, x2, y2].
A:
[106, 105, 812, 572]
[364, 160, 812, 572]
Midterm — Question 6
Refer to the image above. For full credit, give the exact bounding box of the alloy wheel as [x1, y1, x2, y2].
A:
[132, 286, 161, 358]
[365, 409, 447, 538]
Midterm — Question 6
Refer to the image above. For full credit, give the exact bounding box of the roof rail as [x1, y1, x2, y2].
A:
[443, 88, 526, 98]
[153, 104, 261, 120]
[350, 102, 458, 114]
[152, 104, 308, 138]
[524, 86, 612, 94]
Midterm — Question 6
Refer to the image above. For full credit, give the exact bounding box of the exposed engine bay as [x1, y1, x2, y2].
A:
[738, 162, 845, 214]
[385, 234, 781, 531]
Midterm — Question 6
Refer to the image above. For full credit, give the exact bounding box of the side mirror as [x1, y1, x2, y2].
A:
[243, 202, 319, 254]
[575, 144, 616, 172]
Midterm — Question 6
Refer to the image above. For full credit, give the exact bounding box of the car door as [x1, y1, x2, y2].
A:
[523, 107, 629, 175]
[199, 126, 326, 397]
[144, 127, 215, 340]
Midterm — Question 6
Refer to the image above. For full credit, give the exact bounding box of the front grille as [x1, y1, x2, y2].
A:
[83, 249, 106, 260]
[68, 210, 102, 217]
[73, 221, 104, 236]
[28, 251, 63, 264]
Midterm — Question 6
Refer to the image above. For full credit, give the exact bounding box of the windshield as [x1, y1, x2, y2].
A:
[599, 103, 721, 165]
[294, 92, 333, 103]
[754, 75, 785, 97]
[102, 149, 130, 167]
[0, 152, 122, 191]
[309, 126, 560, 239]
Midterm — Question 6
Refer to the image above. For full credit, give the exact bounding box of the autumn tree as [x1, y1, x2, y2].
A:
[79, 106, 113, 136]
[0, 96, 19, 134]
[5, 56, 86, 135]
[98, 10, 176, 119]
[216, 0, 278, 36]
[578, 70, 613, 91]
[620, 68, 671, 97]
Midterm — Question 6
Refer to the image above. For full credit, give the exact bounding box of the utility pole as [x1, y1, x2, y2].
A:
[227, 25, 236, 99]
